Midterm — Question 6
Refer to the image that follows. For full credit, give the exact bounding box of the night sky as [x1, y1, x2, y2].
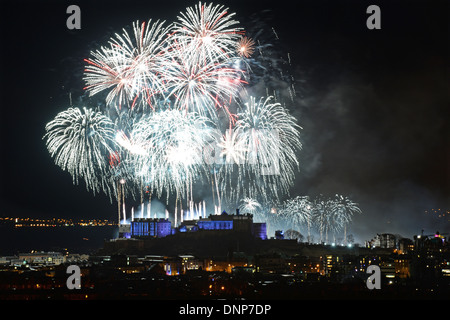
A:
[0, 0, 448, 243]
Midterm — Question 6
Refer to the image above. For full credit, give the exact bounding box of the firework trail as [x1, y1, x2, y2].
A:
[115, 130, 147, 156]
[236, 198, 285, 236]
[212, 95, 302, 206]
[311, 195, 335, 243]
[234, 10, 300, 103]
[311, 194, 364, 244]
[229, 35, 256, 85]
[333, 194, 362, 244]
[271, 194, 363, 244]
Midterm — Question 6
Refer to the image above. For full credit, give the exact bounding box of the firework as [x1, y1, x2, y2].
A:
[115, 130, 147, 156]
[279, 196, 313, 241]
[310, 194, 363, 244]
[238, 198, 273, 227]
[236, 36, 255, 58]
[83, 19, 170, 111]
[164, 39, 246, 120]
[172, 2, 243, 63]
[234, 96, 302, 201]
[217, 127, 247, 164]
[333, 194, 362, 244]
[239, 197, 261, 213]
[130, 109, 215, 201]
[311, 195, 337, 243]
[44, 107, 116, 194]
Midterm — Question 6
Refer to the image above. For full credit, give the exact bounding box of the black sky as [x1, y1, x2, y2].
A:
[0, 0, 448, 243]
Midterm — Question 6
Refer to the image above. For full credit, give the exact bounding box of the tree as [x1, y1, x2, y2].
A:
[284, 229, 304, 242]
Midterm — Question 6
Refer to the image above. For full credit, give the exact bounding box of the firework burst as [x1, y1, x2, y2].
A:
[172, 2, 243, 63]
[234, 96, 302, 201]
[279, 196, 313, 238]
[130, 109, 215, 200]
[83, 19, 170, 111]
[236, 36, 255, 58]
[164, 40, 246, 120]
[217, 127, 247, 164]
[44, 107, 116, 194]
[239, 197, 261, 213]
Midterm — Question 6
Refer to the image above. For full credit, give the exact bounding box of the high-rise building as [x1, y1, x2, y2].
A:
[369, 233, 396, 248]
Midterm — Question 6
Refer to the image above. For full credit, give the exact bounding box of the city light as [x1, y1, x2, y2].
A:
[0, 217, 116, 227]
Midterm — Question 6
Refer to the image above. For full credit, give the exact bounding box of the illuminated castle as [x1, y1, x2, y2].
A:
[120, 209, 267, 240]
[131, 218, 172, 238]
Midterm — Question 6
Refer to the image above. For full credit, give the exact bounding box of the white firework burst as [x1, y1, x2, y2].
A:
[239, 197, 261, 213]
[279, 196, 313, 239]
[172, 1, 243, 63]
[83, 19, 171, 111]
[217, 127, 247, 164]
[235, 96, 302, 201]
[239, 197, 267, 222]
[44, 107, 117, 194]
[130, 109, 215, 200]
[164, 39, 246, 120]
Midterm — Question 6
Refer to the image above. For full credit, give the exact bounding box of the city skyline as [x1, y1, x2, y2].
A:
[0, 0, 448, 249]
[1, 213, 449, 301]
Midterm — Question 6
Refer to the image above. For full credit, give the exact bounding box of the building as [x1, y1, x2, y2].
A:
[255, 253, 287, 274]
[130, 218, 172, 238]
[196, 211, 267, 240]
[414, 231, 448, 250]
[379, 260, 396, 285]
[398, 238, 414, 254]
[179, 255, 204, 274]
[65, 254, 90, 264]
[119, 224, 131, 238]
[196, 210, 252, 232]
[178, 220, 199, 232]
[197, 214, 233, 230]
[394, 257, 411, 279]
[121, 210, 267, 241]
[253, 223, 267, 240]
[18, 252, 65, 266]
[369, 233, 396, 249]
